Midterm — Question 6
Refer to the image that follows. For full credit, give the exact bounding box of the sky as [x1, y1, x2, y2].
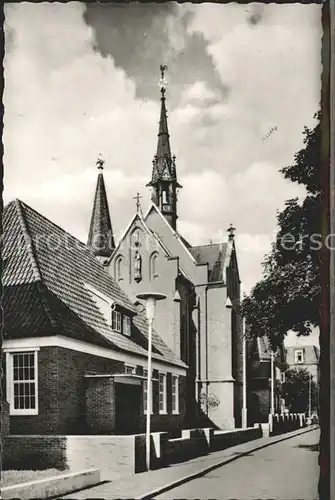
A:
[4, 2, 322, 346]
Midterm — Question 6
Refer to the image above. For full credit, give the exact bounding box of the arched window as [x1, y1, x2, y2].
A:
[150, 253, 159, 280]
[115, 255, 124, 282]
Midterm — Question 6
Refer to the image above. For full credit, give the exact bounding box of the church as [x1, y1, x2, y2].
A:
[87, 69, 243, 430]
[2, 68, 243, 436]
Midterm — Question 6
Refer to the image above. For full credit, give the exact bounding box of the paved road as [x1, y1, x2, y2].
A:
[154, 429, 319, 500]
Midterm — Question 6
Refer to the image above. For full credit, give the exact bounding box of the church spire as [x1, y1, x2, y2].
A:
[147, 65, 182, 230]
[87, 156, 115, 262]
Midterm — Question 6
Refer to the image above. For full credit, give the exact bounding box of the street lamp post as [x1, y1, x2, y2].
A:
[242, 314, 247, 429]
[136, 292, 166, 472]
[270, 350, 275, 415]
[308, 372, 312, 420]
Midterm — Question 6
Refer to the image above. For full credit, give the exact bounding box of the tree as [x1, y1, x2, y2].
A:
[242, 111, 321, 350]
[282, 368, 318, 414]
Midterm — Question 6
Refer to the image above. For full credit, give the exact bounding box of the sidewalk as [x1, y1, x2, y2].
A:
[59, 426, 318, 500]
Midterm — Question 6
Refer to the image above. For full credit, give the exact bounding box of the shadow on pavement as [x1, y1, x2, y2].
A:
[294, 443, 319, 452]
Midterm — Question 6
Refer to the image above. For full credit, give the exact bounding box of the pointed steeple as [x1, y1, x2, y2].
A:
[147, 65, 182, 230]
[87, 157, 115, 261]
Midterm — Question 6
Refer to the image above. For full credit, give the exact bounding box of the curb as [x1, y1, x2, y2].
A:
[137, 425, 319, 500]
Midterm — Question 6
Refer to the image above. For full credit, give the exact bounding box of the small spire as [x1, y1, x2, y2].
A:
[87, 157, 115, 259]
[227, 223, 236, 240]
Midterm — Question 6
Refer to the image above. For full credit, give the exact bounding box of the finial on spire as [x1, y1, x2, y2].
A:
[227, 223, 236, 240]
[96, 155, 105, 171]
[133, 192, 143, 213]
[159, 64, 168, 94]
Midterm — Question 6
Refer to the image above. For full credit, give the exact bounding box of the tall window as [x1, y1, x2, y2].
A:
[150, 253, 159, 280]
[6, 350, 38, 415]
[171, 375, 179, 414]
[112, 310, 122, 332]
[143, 369, 153, 414]
[295, 349, 304, 364]
[159, 372, 167, 414]
[115, 256, 123, 282]
[123, 315, 131, 336]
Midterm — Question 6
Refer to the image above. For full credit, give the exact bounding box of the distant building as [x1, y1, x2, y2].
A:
[247, 336, 286, 424]
[285, 345, 320, 383]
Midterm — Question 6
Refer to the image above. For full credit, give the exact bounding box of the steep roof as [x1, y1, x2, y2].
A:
[87, 168, 115, 258]
[285, 345, 320, 365]
[190, 243, 227, 282]
[3, 199, 186, 368]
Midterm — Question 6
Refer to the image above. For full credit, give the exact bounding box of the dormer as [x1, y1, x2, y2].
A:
[84, 283, 133, 337]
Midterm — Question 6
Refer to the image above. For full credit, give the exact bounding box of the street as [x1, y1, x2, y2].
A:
[153, 429, 319, 500]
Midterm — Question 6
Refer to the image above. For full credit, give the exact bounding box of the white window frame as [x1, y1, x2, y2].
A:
[158, 372, 167, 415]
[112, 310, 122, 332]
[143, 369, 153, 415]
[281, 372, 286, 383]
[295, 349, 304, 364]
[124, 364, 136, 374]
[171, 375, 179, 414]
[5, 348, 39, 416]
[123, 315, 131, 336]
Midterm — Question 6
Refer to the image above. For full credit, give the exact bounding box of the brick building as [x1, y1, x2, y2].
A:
[87, 77, 243, 430]
[2, 200, 187, 435]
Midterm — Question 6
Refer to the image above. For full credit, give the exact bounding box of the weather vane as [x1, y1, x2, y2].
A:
[96, 155, 105, 170]
[159, 64, 168, 92]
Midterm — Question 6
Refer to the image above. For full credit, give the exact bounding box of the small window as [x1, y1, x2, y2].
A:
[295, 349, 304, 364]
[7, 350, 39, 415]
[172, 375, 179, 414]
[281, 372, 286, 383]
[150, 253, 159, 280]
[112, 310, 122, 332]
[123, 316, 131, 336]
[115, 256, 123, 282]
[159, 372, 167, 414]
[125, 364, 136, 374]
[162, 190, 168, 204]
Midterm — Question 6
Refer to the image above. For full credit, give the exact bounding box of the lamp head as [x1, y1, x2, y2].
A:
[136, 292, 167, 321]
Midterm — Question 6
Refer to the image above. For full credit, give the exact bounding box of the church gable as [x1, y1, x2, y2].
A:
[108, 213, 175, 291]
[144, 204, 208, 285]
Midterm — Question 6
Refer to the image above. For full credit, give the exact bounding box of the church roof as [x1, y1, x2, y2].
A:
[87, 167, 115, 258]
[190, 243, 228, 282]
[3, 199, 186, 369]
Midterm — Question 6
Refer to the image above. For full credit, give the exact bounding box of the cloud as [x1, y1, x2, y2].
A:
[3, 2, 322, 294]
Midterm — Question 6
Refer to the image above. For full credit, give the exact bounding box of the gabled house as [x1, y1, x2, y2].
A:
[285, 345, 320, 383]
[2, 199, 187, 435]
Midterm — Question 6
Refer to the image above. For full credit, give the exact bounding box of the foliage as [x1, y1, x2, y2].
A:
[199, 392, 220, 414]
[282, 368, 318, 414]
[242, 111, 321, 350]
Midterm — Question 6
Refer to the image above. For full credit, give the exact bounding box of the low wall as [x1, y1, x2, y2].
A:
[3, 435, 137, 481]
[211, 427, 262, 452]
[1, 469, 100, 500]
[269, 413, 306, 436]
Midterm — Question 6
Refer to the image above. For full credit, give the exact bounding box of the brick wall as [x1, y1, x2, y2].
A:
[1, 400, 10, 438]
[3, 435, 137, 481]
[85, 377, 115, 434]
[7, 345, 187, 435]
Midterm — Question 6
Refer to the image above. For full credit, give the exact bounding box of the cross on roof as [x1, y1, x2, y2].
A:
[133, 192, 143, 213]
